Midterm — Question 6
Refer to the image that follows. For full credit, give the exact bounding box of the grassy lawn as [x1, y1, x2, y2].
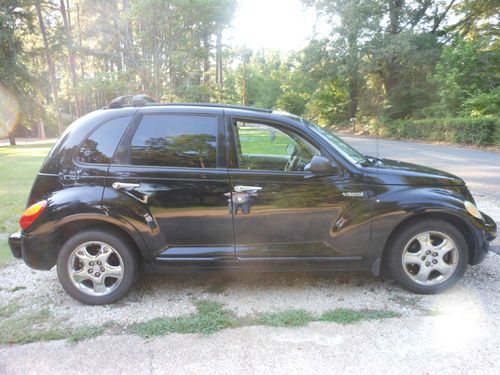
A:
[0, 142, 55, 266]
[238, 126, 292, 155]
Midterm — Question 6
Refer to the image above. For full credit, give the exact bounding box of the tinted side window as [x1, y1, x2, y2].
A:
[131, 115, 217, 168]
[77, 116, 132, 164]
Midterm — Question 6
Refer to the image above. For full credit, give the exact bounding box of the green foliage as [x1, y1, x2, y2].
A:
[0, 0, 498, 145]
[433, 37, 499, 117]
[382, 117, 499, 146]
[306, 77, 349, 126]
[463, 87, 500, 117]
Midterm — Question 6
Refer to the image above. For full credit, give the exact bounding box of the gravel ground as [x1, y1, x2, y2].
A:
[0, 197, 498, 375]
[0, 197, 498, 329]
[1, 250, 497, 329]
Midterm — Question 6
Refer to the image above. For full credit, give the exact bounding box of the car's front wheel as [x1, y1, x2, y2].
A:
[386, 220, 469, 294]
[57, 229, 138, 305]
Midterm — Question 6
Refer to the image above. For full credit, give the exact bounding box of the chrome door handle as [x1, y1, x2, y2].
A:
[234, 185, 262, 193]
[112, 182, 141, 190]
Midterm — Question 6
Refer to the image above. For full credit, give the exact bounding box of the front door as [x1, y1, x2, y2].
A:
[106, 111, 234, 261]
[227, 118, 371, 264]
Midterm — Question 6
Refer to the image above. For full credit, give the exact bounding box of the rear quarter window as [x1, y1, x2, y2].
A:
[77, 116, 132, 164]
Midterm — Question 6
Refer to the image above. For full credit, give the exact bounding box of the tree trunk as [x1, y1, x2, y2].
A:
[242, 56, 247, 106]
[215, 30, 224, 101]
[388, 0, 404, 34]
[346, 30, 359, 123]
[202, 32, 210, 85]
[60, 0, 81, 117]
[383, 0, 404, 117]
[76, 1, 85, 113]
[8, 133, 16, 146]
[347, 76, 358, 123]
[35, 0, 63, 135]
[38, 120, 46, 140]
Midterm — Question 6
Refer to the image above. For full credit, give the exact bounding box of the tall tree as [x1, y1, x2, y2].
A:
[304, 0, 381, 121]
[60, 0, 81, 117]
[35, 0, 63, 135]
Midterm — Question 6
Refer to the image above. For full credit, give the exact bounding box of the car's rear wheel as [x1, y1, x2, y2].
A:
[57, 229, 138, 305]
[386, 220, 469, 294]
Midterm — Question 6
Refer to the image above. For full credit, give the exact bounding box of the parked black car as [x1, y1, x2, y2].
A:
[9, 95, 497, 304]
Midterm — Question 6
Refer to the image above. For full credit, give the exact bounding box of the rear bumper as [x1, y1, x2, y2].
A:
[8, 231, 22, 259]
[8, 231, 55, 270]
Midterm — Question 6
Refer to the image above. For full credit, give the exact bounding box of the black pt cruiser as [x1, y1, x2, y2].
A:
[9, 95, 497, 305]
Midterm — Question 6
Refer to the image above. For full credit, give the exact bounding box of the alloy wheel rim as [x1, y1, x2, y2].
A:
[67, 241, 124, 296]
[401, 231, 459, 286]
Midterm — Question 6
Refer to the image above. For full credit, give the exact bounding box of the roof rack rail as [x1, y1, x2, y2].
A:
[105, 95, 273, 113]
[153, 103, 273, 113]
[107, 94, 156, 108]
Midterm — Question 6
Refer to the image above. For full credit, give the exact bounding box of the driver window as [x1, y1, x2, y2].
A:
[234, 121, 320, 172]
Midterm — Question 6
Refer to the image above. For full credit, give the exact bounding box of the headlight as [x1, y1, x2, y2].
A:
[464, 201, 483, 220]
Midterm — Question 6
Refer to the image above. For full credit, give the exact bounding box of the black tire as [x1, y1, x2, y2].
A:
[386, 219, 469, 294]
[57, 229, 138, 305]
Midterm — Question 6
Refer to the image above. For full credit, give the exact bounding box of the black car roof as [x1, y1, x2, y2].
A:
[103, 94, 301, 121]
[103, 102, 301, 124]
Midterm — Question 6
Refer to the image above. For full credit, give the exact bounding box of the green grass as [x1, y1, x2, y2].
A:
[0, 305, 66, 344]
[67, 325, 107, 343]
[0, 301, 112, 345]
[255, 309, 314, 327]
[0, 141, 54, 266]
[130, 300, 238, 336]
[0, 300, 400, 345]
[0, 302, 21, 318]
[204, 283, 228, 295]
[319, 308, 401, 324]
[239, 127, 291, 155]
[130, 301, 400, 337]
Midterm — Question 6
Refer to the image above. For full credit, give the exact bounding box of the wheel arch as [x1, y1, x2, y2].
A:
[47, 216, 149, 268]
[379, 211, 477, 277]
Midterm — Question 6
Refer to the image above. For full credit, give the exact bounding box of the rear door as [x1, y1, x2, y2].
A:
[106, 108, 234, 262]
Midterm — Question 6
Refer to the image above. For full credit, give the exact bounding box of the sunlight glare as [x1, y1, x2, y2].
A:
[428, 291, 485, 352]
[226, 0, 330, 53]
[0, 85, 19, 137]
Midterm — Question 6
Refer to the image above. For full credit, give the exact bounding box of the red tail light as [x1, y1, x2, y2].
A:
[19, 200, 47, 231]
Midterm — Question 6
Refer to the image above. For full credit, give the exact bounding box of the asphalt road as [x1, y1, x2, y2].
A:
[341, 136, 500, 200]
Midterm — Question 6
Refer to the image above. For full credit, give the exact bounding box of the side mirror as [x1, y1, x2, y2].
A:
[305, 155, 339, 175]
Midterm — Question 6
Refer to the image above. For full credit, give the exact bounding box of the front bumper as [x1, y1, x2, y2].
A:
[470, 211, 497, 265]
[482, 211, 497, 242]
[8, 230, 55, 270]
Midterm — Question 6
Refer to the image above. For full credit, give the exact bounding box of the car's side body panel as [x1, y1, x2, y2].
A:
[12, 105, 496, 275]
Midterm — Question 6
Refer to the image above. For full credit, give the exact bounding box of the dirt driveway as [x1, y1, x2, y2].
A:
[0, 195, 499, 374]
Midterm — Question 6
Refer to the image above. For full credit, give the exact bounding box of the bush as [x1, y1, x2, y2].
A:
[382, 116, 499, 146]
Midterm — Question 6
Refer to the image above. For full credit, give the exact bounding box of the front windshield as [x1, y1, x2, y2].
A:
[302, 119, 366, 164]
